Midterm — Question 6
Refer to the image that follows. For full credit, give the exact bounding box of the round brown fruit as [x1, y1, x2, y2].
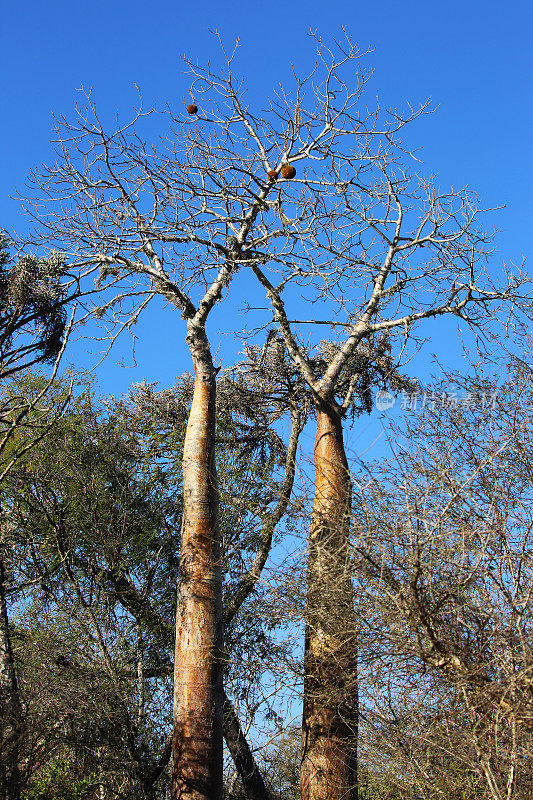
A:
[280, 164, 296, 179]
[267, 170, 278, 182]
[186, 104, 198, 115]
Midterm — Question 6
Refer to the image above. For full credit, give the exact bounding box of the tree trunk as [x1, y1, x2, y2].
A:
[172, 327, 224, 800]
[222, 690, 271, 800]
[301, 404, 358, 800]
[0, 549, 22, 800]
[95, 562, 271, 800]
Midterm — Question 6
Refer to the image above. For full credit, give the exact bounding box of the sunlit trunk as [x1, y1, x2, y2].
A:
[172, 327, 223, 800]
[0, 549, 22, 800]
[301, 404, 358, 800]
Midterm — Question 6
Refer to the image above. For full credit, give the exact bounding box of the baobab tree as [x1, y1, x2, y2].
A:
[20, 78, 285, 800]
[252, 198, 525, 796]
[17, 40, 348, 798]
[234, 38, 528, 800]
[19, 32, 529, 800]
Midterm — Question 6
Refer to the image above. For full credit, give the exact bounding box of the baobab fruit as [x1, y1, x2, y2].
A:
[267, 170, 278, 182]
[186, 103, 198, 115]
[281, 164, 296, 179]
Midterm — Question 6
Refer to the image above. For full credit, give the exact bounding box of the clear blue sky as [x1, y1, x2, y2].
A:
[1, 0, 531, 430]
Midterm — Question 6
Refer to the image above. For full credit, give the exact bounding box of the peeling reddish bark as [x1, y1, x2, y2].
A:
[301, 404, 358, 800]
[172, 330, 223, 800]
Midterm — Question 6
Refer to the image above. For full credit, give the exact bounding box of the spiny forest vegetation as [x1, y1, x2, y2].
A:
[1, 33, 532, 800]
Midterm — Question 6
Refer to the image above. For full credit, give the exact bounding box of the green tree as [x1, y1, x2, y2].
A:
[0, 232, 75, 800]
[4, 363, 304, 799]
[3, 372, 175, 798]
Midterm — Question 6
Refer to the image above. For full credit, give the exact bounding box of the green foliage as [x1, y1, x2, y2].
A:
[3, 367, 295, 798]
[22, 756, 97, 800]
